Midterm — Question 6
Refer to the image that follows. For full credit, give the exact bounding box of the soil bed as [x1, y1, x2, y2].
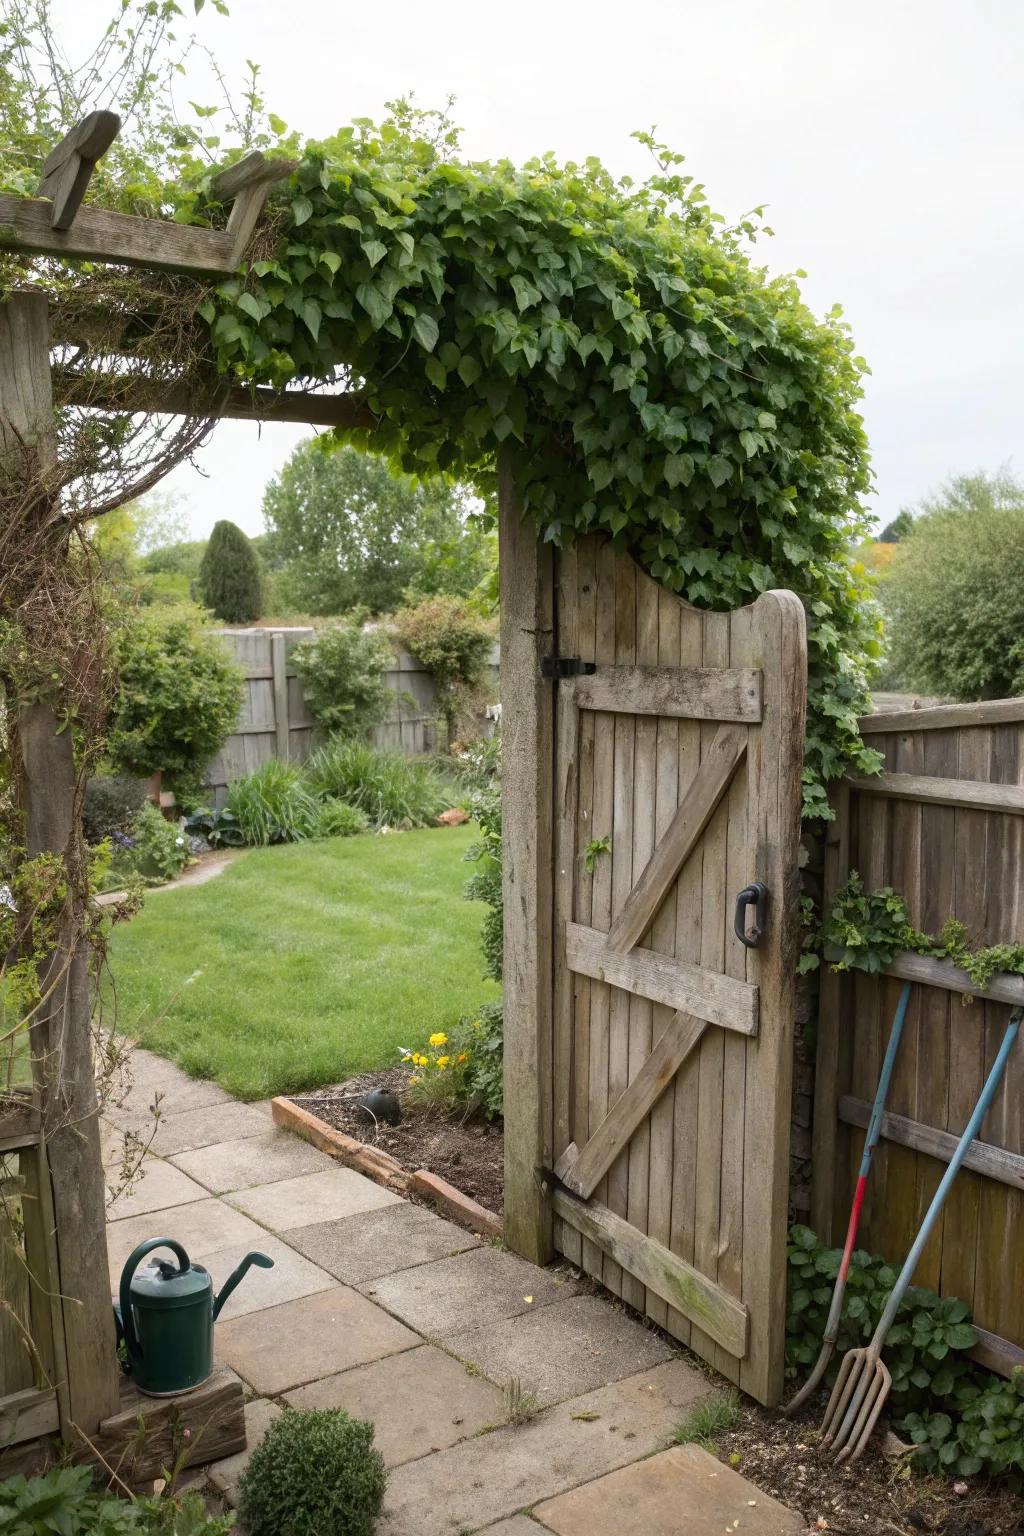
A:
[718, 1394, 1023, 1536]
[291, 1065, 504, 1214]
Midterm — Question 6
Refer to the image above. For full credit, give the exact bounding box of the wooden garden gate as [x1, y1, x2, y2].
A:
[500, 489, 807, 1407]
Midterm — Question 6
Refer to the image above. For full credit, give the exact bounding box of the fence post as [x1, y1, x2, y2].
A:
[271, 631, 290, 760]
[498, 454, 555, 1265]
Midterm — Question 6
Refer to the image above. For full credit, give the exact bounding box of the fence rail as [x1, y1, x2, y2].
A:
[202, 628, 499, 806]
[812, 695, 1024, 1368]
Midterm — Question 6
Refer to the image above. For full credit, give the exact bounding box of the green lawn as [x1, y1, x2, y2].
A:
[106, 825, 499, 1099]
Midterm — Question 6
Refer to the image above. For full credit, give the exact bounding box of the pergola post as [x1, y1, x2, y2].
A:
[0, 291, 120, 1439]
[498, 457, 555, 1264]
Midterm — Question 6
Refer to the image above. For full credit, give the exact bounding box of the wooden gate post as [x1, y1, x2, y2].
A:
[0, 291, 120, 1438]
[498, 457, 555, 1264]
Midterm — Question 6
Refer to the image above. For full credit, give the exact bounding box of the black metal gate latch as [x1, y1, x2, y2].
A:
[540, 656, 597, 679]
[734, 881, 769, 948]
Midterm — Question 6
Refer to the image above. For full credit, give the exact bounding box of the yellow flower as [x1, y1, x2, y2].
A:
[457, 1051, 469, 1064]
[472, 1020, 482, 1030]
[414, 1053, 428, 1067]
[410, 1075, 421, 1085]
[436, 1055, 451, 1069]
[429, 1032, 448, 1047]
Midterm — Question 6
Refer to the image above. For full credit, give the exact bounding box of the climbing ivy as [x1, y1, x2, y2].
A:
[201, 109, 884, 817]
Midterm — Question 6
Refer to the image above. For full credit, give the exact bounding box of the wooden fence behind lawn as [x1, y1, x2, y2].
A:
[202, 628, 500, 805]
[812, 696, 1024, 1373]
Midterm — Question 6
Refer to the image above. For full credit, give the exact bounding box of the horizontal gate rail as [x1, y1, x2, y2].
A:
[565, 922, 759, 1032]
[552, 1188, 749, 1358]
[573, 664, 762, 721]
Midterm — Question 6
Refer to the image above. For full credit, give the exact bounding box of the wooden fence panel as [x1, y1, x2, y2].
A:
[201, 628, 499, 804]
[813, 698, 1024, 1362]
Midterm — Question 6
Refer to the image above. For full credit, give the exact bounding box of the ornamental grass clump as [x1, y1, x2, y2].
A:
[306, 738, 452, 828]
[238, 1407, 386, 1536]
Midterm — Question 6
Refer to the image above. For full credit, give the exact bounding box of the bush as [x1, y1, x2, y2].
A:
[238, 1407, 386, 1536]
[125, 802, 191, 884]
[224, 760, 327, 846]
[83, 774, 148, 845]
[197, 520, 263, 622]
[394, 595, 495, 734]
[108, 607, 243, 802]
[881, 470, 1024, 699]
[306, 738, 451, 829]
[290, 621, 393, 736]
[317, 797, 370, 837]
[0, 1466, 231, 1536]
[464, 778, 502, 982]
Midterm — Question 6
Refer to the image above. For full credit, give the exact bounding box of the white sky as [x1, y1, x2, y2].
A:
[62, 0, 1024, 539]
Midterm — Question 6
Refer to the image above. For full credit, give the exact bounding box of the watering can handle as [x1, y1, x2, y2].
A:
[118, 1238, 191, 1370]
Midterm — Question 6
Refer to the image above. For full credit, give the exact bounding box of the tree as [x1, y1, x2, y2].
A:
[198, 519, 263, 622]
[879, 509, 914, 542]
[881, 470, 1024, 700]
[262, 441, 493, 616]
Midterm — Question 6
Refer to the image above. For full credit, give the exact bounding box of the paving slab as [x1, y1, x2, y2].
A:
[532, 1443, 804, 1535]
[202, 1233, 337, 1319]
[284, 1343, 505, 1467]
[207, 1397, 283, 1505]
[105, 1157, 211, 1222]
[143, 1101, 270, 1157]
[107, 1076, 230, 1125]
[283, 1201, 479, 1285]
[228, 1167, 401, 1231]
[361, 1246, 581, 1337]
[215, 1285, 419, 1394]
[444, 1292, 673, 1405]
[170, 1130, 335, 1193]
[378, 1358, 709, 1536]
[106, 1198, 269, 1286]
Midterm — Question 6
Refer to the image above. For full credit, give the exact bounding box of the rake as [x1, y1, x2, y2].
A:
[783, 980, 912, 1417]
[821, 1007, 1022, 1462]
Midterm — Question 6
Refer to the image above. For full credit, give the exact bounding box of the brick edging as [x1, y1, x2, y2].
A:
[271, 1096, 504, 1239]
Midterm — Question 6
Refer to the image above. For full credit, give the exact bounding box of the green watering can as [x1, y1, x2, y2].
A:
[114, 1238, 274, 1396]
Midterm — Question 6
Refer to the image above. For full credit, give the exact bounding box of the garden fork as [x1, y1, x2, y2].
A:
[784, 981, 912, 1417]
[821, 1007, 1022, 1462]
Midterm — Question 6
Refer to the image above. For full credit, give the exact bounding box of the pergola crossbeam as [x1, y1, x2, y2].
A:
[55, 367, 377, 430]
[36, 110, 121, 230]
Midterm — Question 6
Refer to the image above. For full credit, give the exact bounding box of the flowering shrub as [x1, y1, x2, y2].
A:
[401, 1003, 503, 1119]
[109, 803, 190, 887]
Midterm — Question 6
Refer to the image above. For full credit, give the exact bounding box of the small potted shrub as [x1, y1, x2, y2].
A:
[238, 1407, 386, 1536]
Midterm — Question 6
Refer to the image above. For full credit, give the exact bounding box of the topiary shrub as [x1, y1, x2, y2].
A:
[197, 520, 263, 622]
[108, 606, 243, 803]
[238, 1407, 386, 1536]
[290, 621, 393, 736]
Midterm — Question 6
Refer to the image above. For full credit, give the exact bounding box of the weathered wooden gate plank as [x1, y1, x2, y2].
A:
[554, 1012, 708, 1198]
[574, 665, 762, 722]
[603, 725, 747, 953]
[552, 1190, 749, 1358]
[565, 924, 759, 1033]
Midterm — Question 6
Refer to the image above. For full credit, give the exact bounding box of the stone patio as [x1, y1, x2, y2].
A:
[104, 1047, 804, 1534]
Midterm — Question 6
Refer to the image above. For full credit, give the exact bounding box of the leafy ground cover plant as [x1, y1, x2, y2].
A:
[0, 1466, 232, 1536]
[463, 778, 502, 982]
[290, 620, 393, 736]
[238, 1407, 386, 1536]
[786, 1224, 1024, 1481]
[305, 738, 452, 828]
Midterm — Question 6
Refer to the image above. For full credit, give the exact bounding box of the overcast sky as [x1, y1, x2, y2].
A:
[63, 0, 1024, 538]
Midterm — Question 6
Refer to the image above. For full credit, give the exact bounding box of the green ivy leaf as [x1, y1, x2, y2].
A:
[291, 195, 313, 226]
[412, 313, 439, 352]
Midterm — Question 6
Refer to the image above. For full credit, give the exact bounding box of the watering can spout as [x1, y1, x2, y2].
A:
[213, 1251, 275, 1321]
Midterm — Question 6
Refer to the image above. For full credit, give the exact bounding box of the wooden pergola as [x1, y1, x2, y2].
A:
[0, 110, 556, 1465]
[0, 113, 398, 1462]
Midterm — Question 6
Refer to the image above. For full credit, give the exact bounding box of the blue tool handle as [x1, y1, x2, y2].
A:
[859, 981, 912, 1179]
[871, 1008, 1021, 1347]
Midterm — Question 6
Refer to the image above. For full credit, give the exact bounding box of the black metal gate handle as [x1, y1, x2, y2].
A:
[734, 882, 769, 949]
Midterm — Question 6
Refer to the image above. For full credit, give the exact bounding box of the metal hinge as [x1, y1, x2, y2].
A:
[540, 656, 597, 679]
